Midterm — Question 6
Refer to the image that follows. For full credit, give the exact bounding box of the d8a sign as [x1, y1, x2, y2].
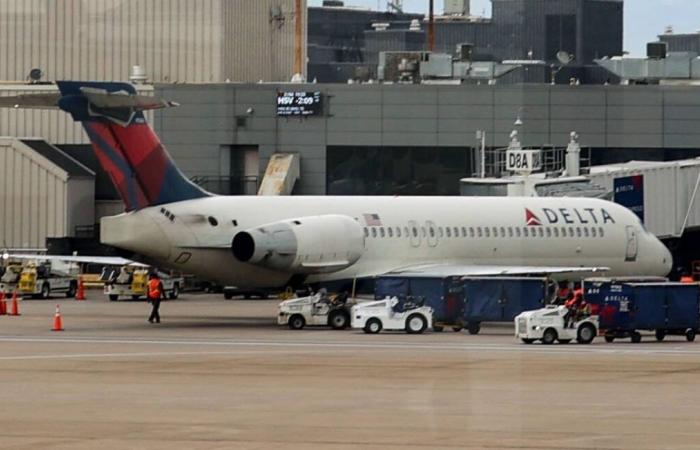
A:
[506, 150, 541, 174]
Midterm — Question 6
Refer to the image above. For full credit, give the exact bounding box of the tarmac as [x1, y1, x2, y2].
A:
[2, 293, 700, 449]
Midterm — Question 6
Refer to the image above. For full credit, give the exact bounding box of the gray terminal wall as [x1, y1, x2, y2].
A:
[154, 83, 700, 195]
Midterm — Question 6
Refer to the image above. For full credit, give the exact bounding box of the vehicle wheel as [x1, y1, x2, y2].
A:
[452, 326, 463, 332]
[364, 318, 382, 334]
[328, 310, 349, 330]
[467, 322, 481, 335]
[541, 328, 557, 345]
[559, 339, 572, 344]
[576, 323, 596, 345]
[132, 295, 141, 301]
[521, 338, 536, 344]
[631, 331, 642, 343]
[433, 325, 444, 332]
[66, 281, 77, 298]
[169, 283, 179, 300]
[41, 283, 51, 299]
[405, 314, 427, 334]
[224, 291, 234, 300]
[604, 334, 615, 343]
[288, 314, 305, 330]
[686, 329, 696, 342]
[655, 329, 666, 342]
[109, 294, 119, 301]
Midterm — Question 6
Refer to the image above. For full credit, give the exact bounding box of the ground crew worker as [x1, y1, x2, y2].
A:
[564, 291, 585, 328]
[147, 272, 165, 324]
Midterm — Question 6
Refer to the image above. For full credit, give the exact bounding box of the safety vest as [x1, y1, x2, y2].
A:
[148, 279, 162, 299]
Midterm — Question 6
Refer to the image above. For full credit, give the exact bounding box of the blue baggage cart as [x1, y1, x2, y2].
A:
[583, 279, 699, 343]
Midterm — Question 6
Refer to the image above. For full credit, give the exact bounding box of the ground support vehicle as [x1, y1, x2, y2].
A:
[17, 263, 77, 299]
[103, 268, 182, 301]
[584, 279, 699, 343]
[278, 292, 353, 330]
[515, 305, 599, 345]
[0, 262, 23, 294]
[351, 297, 433, 334]
[375, 275, 548, 335]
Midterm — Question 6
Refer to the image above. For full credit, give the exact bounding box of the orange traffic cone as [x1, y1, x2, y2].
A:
[9, 291, 20, 316]
[0, 292, 6, 315]
[52, 304, 64, 331]
[75, 278, 86, 301]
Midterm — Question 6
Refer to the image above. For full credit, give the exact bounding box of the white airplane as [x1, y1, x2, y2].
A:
[0, 82, 673, 288]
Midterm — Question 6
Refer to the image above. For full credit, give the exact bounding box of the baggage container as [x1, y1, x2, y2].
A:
[583, 279, 699, 343]
[375, 275, 549, 334]
[462, 277, 548, 334]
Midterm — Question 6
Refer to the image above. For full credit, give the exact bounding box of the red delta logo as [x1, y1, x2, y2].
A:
[525, 208, 542, 226]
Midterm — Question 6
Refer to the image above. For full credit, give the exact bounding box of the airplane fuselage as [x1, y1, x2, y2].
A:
[100, 195, 672, 288]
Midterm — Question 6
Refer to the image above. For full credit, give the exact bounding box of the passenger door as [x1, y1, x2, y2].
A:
[625, 225, 638, 262]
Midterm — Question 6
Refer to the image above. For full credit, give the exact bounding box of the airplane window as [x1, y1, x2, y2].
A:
[388, 227, 393, 237]
[492, 227, 498, 237]
[380, 227, 385, 238]
[469, 227, 475, 237]
[477, 227, 482, 237]
[591, 227, 597, 237]
[537, 228, 544, 238]
[508, 227, 513, 237]
[453, 227, 459, 237]
[461, 227, 467, 237]
[576, 227, 581, 238]
[364, 228, 369, 237]
[523, 228, 529, 237]
[439, 227, 444, 238]
[599, 227, 605, 237]
[429, 227, 435, 238]
[446, 227, 452, 238]
[583, 227, 589, 238]
[397, 227, 402, 237]
[560, 227, 567, 237]
[569, 227, 575, 237]
[499, 227, 505, 237]
[412, 227, 418, 237]
[546, 228, 551, 238]
[553, 228, 559, 238]
[232, 220, 238, 227]
[515, 227, 521, 237]
[485, 228, 490, 238]
[371, 228, 377, 238]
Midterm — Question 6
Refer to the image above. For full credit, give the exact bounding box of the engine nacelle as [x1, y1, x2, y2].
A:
[231, 214, 365, 273]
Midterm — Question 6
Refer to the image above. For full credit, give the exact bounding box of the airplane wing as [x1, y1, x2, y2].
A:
[2, 254, 147, 267]
[384, 264, 610, 277]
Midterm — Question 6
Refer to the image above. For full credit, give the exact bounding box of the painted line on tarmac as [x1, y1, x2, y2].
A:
[1, 335, 700, 357]
[0, 349, 289, 361]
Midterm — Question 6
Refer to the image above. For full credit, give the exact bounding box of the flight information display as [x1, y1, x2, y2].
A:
[276, 91, 323, 116]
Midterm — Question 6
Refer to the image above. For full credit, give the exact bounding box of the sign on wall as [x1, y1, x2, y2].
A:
[614, 175, 645, 222]
[506, 149, 541, 174]
[276, 91, 323, 116]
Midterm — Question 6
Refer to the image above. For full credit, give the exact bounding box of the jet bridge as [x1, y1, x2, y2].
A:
[257, 153, 300, 196]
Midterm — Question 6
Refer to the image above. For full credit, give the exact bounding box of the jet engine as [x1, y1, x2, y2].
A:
[231, 214, 365, 273]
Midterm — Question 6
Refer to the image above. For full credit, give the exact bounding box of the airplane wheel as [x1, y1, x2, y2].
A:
[405, 314, 427, 334]
[364, 318, 382, 334]
[467, 322, 481, 335]
[288, 314, 305, 330]
[541, 328, 557, 345]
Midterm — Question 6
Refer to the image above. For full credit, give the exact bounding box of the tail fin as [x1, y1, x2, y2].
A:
[55, 81, 209, 211]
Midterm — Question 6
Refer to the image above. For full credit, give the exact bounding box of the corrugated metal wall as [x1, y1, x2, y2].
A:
[0, 138, 67, 248]
[0, 0, 304, 84]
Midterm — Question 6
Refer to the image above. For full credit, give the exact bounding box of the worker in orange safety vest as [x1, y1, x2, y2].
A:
[147, 272, 165, 324]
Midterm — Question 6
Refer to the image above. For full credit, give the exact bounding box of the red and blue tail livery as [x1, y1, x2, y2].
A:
[56, 81, 209, 211]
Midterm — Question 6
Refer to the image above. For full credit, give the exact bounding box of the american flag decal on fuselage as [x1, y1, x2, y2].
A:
[363, 213, 382, 226]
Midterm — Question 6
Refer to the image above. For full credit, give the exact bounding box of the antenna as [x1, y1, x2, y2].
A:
[28, 68, 43, 84]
